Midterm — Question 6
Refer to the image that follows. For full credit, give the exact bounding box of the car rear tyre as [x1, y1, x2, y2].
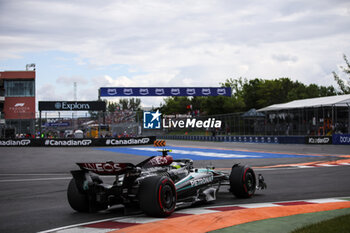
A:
[67, 178, 108, 212]
[139, 176, 177, 217]
[229, 164, 256, 198]
[67, 178, 90, 212]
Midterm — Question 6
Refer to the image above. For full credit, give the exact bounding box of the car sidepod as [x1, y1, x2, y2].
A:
[175, 170, 217, 203]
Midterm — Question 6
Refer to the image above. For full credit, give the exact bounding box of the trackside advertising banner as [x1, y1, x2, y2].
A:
[333, 134, 350, 145]
[100, 87, 232, 97]
[39, 101, 106, 111]
[4, 97, 36, 119]
[0, 136, 155, 147]
[305, 136, 332, 144]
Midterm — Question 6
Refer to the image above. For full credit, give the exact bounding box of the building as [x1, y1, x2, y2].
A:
[0, 70, 36, 137]
[257, 94, 350, 136]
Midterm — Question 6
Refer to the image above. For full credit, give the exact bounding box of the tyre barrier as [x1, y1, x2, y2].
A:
[158, 134, 350, 145]
[0, 136, 156, 147]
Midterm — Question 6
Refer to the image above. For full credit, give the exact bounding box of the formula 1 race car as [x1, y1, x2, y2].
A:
[67, 149, 267, 217]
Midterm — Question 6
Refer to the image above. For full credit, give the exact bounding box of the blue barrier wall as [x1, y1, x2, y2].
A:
[158, 135, 306, 144]
[333, 134, 350, 145]
[160, 134, 350, 145]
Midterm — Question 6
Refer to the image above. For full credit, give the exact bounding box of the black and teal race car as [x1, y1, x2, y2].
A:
[67, 149, 266, 217]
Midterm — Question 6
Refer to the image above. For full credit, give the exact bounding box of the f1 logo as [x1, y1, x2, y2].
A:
[143, 110, 161, 129]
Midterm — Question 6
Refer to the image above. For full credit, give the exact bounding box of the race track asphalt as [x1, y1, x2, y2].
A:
[0, 140, 349, 233]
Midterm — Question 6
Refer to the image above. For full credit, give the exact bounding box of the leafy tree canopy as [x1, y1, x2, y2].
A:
[332, 54, 350, 94]
[106, 98, 141, 112]
[160, 77, 337, 115]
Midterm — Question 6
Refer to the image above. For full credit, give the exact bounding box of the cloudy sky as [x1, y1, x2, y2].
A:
[1, 0, 350, 108]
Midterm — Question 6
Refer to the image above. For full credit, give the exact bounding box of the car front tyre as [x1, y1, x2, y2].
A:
[229, 164, 256, 198]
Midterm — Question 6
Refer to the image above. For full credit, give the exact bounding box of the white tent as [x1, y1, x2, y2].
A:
[257, 94, 350, 112]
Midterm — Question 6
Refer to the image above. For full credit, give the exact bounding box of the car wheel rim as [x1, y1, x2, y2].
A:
[245, 172, 255, 194]
[161, 185, 174, 210]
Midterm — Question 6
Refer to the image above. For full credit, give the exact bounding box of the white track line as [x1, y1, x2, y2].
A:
[37, 216, 130, 233]
[254, 167, 311, 171]
[237, 203, 279, 208]
[316, 164, 339, 167]
[176, 208, 219, 215]
[0, 173, 70, 176]
[0, 177, 71, 182]
[48, 227, 114, 233]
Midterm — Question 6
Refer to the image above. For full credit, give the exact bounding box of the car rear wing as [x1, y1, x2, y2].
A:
[76, 162, 135, 175]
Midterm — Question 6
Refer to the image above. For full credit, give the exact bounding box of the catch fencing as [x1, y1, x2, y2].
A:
[1, 105, 349, 142]
[159, 106, 350, 136]
[158, 134, 350, 145]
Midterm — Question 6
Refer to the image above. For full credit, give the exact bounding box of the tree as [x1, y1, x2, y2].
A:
[118, 98, 141, 111]
[240, 78, 336, 110]
[128, 98, 142, 111]
[240, 78, 295, 110]
[160, 97, 191, 114]
[159, 77, 336, 115]
[160, 79, 247, 115]
[200, 95, 243, 115]
[219, 77, 246, 112]
[107, 102, 119, 112]
[332, 54, 350, 94]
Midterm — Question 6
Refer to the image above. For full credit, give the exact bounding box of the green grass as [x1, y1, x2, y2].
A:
[291, 214, 350, 233]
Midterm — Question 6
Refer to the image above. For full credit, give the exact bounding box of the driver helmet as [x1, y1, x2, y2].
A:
[171, 162, 184, 169]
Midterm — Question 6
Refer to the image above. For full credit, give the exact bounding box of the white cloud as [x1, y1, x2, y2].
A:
[56, 75, 89, 86]
[37, 83, 60, 101]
